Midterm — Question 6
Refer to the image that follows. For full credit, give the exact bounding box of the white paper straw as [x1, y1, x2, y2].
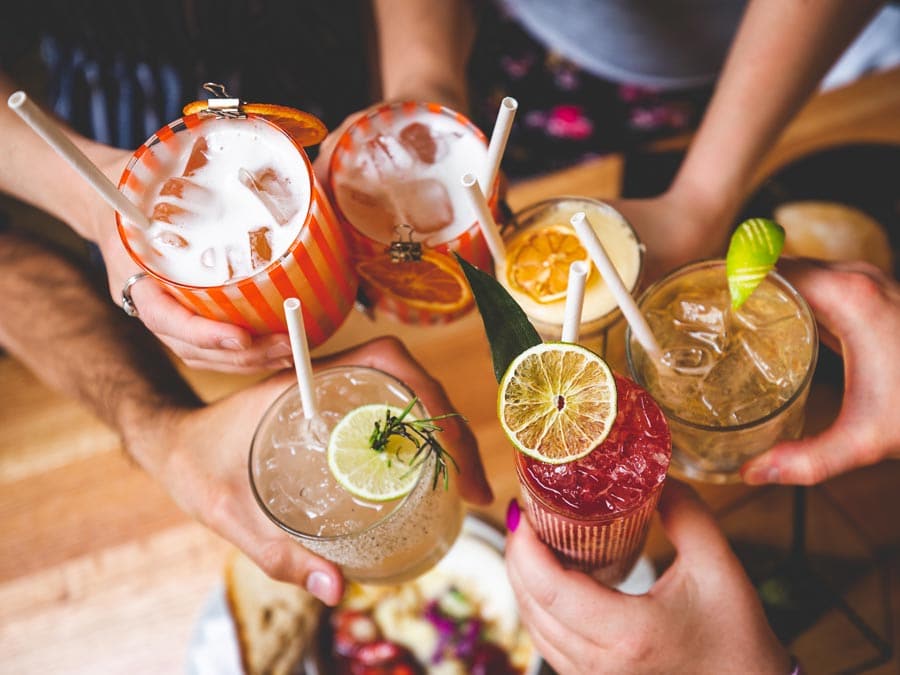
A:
[482, 96, 518, 195]
[7, 91, 150, 228]
[461, 172, 506, 265]
[571, 212, 663, 362]
[283, 298, 317, 420]
[561, 261, 589, 343]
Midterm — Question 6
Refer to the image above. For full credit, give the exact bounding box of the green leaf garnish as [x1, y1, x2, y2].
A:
[454, 254, 542, 383]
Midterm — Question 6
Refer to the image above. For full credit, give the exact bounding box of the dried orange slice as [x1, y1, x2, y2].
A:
[506, 224, 591, 303]
[357, 251, 473, 315]
[182, 101, 328, 147]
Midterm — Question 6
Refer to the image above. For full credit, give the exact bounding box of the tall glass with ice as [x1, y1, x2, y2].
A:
[117, 109, 357, 346]
[626, 259, 818, 483]
[329, 101, 499, 324]
[249, 366, 464, 584]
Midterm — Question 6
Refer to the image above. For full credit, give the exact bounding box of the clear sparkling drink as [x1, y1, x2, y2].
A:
[117, 113, 357, 342]
[516, 374, 671, 585]
[497, 198, 643, 355]
[627, 259, 818, 483]
[250, 366, 464, 583]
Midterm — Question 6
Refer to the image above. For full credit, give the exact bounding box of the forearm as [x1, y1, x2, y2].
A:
[373, 0, 476, 110]
[0, 72, 122, 240]
[0, 231, 201, 475]
[671, 0, 884, 224]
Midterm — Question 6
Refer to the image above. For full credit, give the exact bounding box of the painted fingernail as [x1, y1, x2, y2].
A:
[220, 338, 244, 350]
[506, 498, 521, 532]
[266, 343, 292, 358]
[306, 571, 335, 603]
[746, 465, 780, 485]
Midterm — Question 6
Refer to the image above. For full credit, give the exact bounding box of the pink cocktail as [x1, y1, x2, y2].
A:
[515, 373, 671, 585]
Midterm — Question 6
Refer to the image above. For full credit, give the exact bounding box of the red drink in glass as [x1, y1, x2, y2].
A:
[515, 373, 671, 585]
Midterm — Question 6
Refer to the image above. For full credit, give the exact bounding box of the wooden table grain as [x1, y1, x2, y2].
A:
[2, 67, 899, 674]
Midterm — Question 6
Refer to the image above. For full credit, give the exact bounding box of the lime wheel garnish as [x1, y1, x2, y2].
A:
[498, 343, 617, 464]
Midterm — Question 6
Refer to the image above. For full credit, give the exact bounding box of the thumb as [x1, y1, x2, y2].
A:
[741, 421, 864, 486]
[656, 481, 733, 565]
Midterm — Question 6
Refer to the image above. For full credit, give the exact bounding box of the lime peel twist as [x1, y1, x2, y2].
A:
[726, 218, 786, 309]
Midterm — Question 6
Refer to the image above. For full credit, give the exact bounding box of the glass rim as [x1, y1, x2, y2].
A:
[504, 196, 646, 330]
[327, 99, 500, 246]
[248, 364, 434, 543]
[115, 112, 316, 290]
[625, 258, 820, 433]
[512, 448, 665, 523]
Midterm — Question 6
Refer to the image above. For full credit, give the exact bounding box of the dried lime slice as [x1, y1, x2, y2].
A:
[726, 218, 786, 309]
[498, 343, 617, 464]
[327, 404, 422, 502]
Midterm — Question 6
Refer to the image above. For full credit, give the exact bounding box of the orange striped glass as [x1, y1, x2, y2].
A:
[116, 113, 357, 347]
[329, 101, 499, 325]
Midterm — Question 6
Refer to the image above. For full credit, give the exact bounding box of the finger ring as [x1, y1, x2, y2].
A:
[121, 272, 149, 317]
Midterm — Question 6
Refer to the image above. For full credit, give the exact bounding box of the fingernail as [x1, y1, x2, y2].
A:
[506, 498, 521, 532]
[220, 338, 244, 351]
[746, 465, 780, 485]
[266, 343, 292, 359]
[306, 571, 334, 603]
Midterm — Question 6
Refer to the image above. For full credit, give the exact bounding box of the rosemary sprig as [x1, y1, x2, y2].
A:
[368, 397, 461, 490]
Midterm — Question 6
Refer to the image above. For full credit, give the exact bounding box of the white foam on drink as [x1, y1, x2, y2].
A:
[333, 110, 488, 247]
[129, 117, 311, 286]
[497, 199, 642, 327]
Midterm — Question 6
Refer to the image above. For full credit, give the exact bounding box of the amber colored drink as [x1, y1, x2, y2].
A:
[515, 373, 671, 585]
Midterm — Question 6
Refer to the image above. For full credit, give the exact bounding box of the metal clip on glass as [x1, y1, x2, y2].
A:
[388, 224, 423, 263]
[196, 82, 246, 119]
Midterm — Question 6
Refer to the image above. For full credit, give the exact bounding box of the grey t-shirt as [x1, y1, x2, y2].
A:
[501, 0, 748, 89]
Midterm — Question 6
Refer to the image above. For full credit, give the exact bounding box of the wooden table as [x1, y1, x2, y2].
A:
[2, 67, 899, 674]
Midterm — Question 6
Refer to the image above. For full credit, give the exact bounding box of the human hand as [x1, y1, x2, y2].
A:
[742, 258, 900, 485]
[87, 150, 293, 373]
[138, 337, 490, 604]
[607, 188, 734, 284]
[505, 481, 790, 674]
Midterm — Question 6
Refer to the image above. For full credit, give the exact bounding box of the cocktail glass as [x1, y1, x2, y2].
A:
[515, 373, 671, 586]
[626, 259, 818, 484]
[497, 197, 644, 357]
[249, 365, 464, 584]
[116, 112, 357, 347]
[329, 101, 500, 324]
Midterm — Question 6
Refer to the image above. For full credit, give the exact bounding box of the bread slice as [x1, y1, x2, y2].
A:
[225, 550, 323, 675]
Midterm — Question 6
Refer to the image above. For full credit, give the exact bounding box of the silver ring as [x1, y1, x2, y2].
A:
[121, 272, 149, 317]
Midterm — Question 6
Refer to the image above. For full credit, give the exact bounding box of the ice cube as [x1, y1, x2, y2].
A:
[150, 201, 188, 224]
[249, 226, 273, 269]
[226, 244, 251, 280]
[391, 178, 453, 234]
[665, 292, 729, 353]
[159, 176, 211, 202]
[200, 247, 217, 269]
[398, 121, 447, 164]
[238, 167, 299, 226]
[698, 341, 772, 423]
[183, 137, 209, 176]
[661, 346, 712, 376]
[365, 134, 414, 176]
[153, 229, 189, 249]
[334, 179, 399, 241]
